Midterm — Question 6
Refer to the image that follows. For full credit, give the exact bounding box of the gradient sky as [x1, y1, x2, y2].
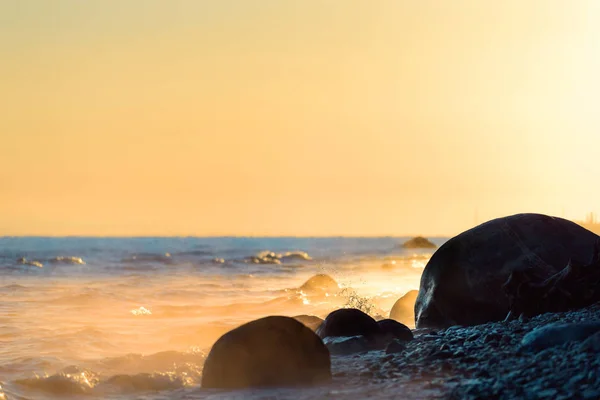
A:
[1, 1, 600, 236]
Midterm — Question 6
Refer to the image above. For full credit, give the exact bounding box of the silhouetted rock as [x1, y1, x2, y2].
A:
[317, 308, 382, 340]
[299, 274, 340, 295]
[377, 319, 413, 342]
[402, 237, 437, 249]
[415, 213, 599, 328]
[201, 316, 331, 389]
[293, 315, 324, 331]
[389, 290, 419, 326]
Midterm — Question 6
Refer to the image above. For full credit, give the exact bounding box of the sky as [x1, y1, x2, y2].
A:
[1, 1, 600, 236]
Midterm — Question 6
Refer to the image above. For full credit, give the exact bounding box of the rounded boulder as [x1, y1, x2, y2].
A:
[316, 308, 382, 339]
[416, 213, 600, 329]
[201, 316, 331, 389]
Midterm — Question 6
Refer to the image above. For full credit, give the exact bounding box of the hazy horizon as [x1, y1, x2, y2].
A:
[2, 1, 600, 236]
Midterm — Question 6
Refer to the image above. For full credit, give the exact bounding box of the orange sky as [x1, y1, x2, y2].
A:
[1, 1, 600, 236]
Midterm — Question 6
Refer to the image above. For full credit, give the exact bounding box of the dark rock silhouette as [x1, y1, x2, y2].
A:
[293, 315, 324, 331]
[377, 319, 413, 342]
[316, 308, 382, 340]
[201, 316, 331, 389]
[402, 237, 437, 249]
[389, 290, 419, 326]
[415, 213, 599, 329]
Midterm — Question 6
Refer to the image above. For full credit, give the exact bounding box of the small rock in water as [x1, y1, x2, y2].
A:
[520, 322, 600, 352]
[299, 274, 340, 296]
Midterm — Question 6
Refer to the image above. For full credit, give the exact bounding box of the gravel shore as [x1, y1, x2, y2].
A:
[194, 302, 600, 400]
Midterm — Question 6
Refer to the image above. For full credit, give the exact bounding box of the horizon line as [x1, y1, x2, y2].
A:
[0, 233, 452, 239]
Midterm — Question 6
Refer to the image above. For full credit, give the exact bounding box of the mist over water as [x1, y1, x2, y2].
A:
[0, 237, 444, 399]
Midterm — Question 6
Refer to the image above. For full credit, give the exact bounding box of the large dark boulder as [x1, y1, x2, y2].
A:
[316, 308, 382, 339]
[201, 316, 331, 389]
[415, 213, 599, 329]
[389, 290, 419, 326]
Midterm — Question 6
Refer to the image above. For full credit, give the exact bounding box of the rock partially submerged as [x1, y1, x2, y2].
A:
[389, 290, 419, 327]
[201, 316, 331, 389]
[299, 274, 340, 296]
[415, 213, 599, 328]
[402, 237, 437, 249]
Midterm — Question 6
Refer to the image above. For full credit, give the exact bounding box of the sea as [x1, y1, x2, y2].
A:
[0, 237, 445, 400]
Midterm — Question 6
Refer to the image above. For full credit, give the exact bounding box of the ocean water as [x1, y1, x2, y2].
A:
[0, 237, 445, 400]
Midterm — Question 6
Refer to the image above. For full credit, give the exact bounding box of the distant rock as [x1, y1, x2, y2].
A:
[201, 316, 331, 389]
[389, 290, 419, 327]
[293, 315, 324, 331]
[415, 213, 599, 328]
[402, 236, 437, 249]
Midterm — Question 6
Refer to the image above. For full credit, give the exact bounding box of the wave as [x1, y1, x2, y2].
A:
[0, 284, 29, 291]
[12, 255, 86, 269]
[14, 350, 205, 396]
[97, 350, 205, 374]
[14, 371, 193, 395]
[246, 250, 313, 265]
[48, 256, 86, 265]
[16, 257, 43, 268]
[15, 371, 97, 395]
[122, 253, 175, 265]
